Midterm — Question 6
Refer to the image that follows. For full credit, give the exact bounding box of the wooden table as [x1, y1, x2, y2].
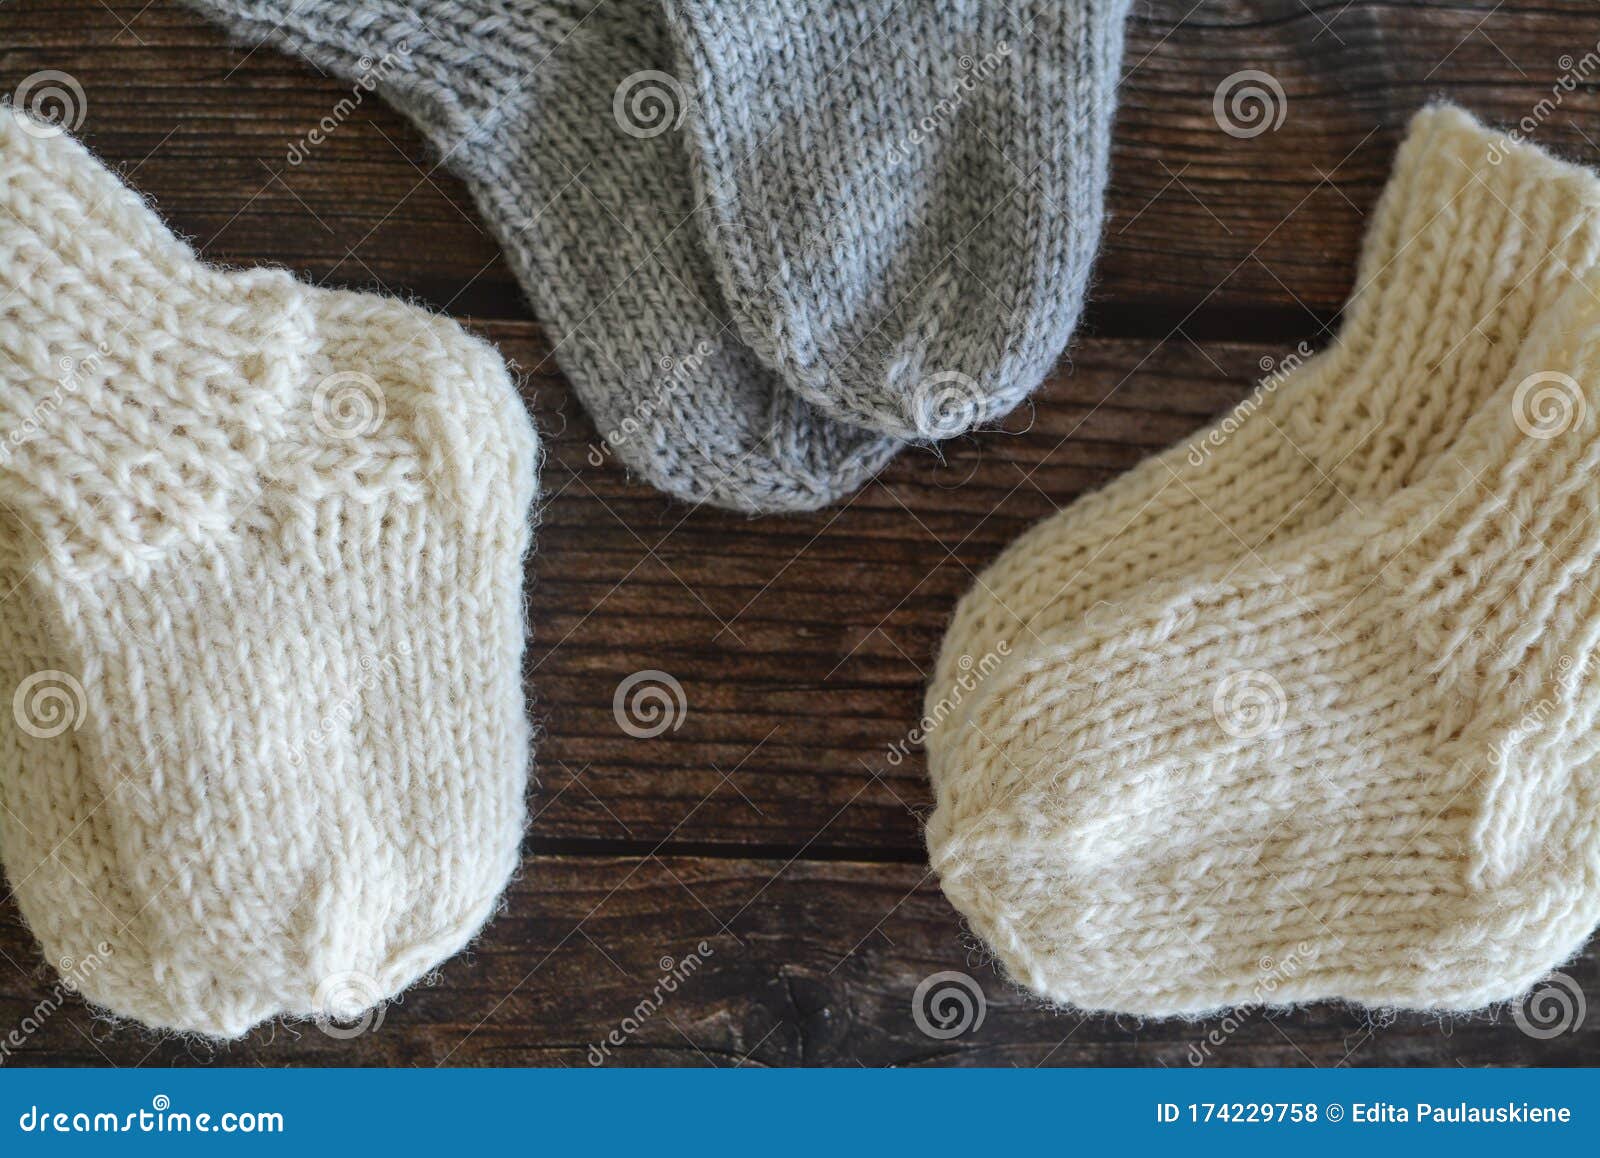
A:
[2, 0, 1597, 1066]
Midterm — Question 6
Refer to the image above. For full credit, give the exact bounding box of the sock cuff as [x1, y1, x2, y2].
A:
[0, 110, 313, 578]
[1338, 105, 1600, 369]
[1364, 265, 1600, 685]
[1272, 104, 1600, 497]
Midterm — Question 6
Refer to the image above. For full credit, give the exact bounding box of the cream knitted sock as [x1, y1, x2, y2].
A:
[662, 0, 1129, 441]
[926, 106, 1600, 745]
[927, 261, 1600, 1014]
[0, 109, 539, 1038]
[183, 0, 903, 513]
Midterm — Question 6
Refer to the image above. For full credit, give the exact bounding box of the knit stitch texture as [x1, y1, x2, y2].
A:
[926, 106, 1600, 1015]
[184, 0, 902, 513]
[0, 108, 539, 1038]
[184, 0, 1128, 507]
[663, 0, 1129, 440]
[927, 106, 1600, 746]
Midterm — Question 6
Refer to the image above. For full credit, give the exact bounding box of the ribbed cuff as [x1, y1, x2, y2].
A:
[1332, 106, 1600, 391]
[0, 109, 310, 577]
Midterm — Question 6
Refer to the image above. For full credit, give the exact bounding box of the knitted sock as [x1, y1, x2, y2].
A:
[0, 109, 538, 1037]
[926, 263, 1600, 1014]
[926, 106, 1600, 747]
[183, 0, 902, 513]
[662, 0, 1129, 441]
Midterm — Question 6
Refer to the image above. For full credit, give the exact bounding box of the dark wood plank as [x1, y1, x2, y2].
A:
[489, 321, 1284, 851]
[4, 1, 1599, 322]
[4, 0, 1600, 1069]
[4, 855, 1595, 1066]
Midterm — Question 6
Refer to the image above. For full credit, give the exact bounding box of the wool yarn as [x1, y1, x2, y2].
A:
[662, 0, 1130, 440]
[927, 106, 1600, 751]
[926, 107, 1600, 1014]
[184, 0, 902, 513]
[0, 108, 538, 1038]
[184, 0, 1129, 507]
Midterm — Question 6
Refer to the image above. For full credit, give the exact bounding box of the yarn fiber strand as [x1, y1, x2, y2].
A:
[928, 107, 1600, 755]
[926, 106, 1600, 1015]
[662, 0, 1130, 440]
[0, 109, 540, 1038]
[183, 0, 904, 513]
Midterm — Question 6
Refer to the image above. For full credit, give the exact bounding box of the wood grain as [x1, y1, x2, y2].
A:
[511, 321, 1290, 852]
[3, 1, 1597, 323]
[5, 855, 1597, 1066]
[1, 0, 1598, 1066]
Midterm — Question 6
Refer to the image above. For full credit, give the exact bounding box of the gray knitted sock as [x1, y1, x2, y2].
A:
[663, 0, 1130, 441]
[183, 0, 903, 513]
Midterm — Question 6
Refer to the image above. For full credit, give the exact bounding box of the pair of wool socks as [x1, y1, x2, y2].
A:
[927, 106, 1600, 1014]
[184, 0, 1130, 512]
[0, 109, 538, 1037]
